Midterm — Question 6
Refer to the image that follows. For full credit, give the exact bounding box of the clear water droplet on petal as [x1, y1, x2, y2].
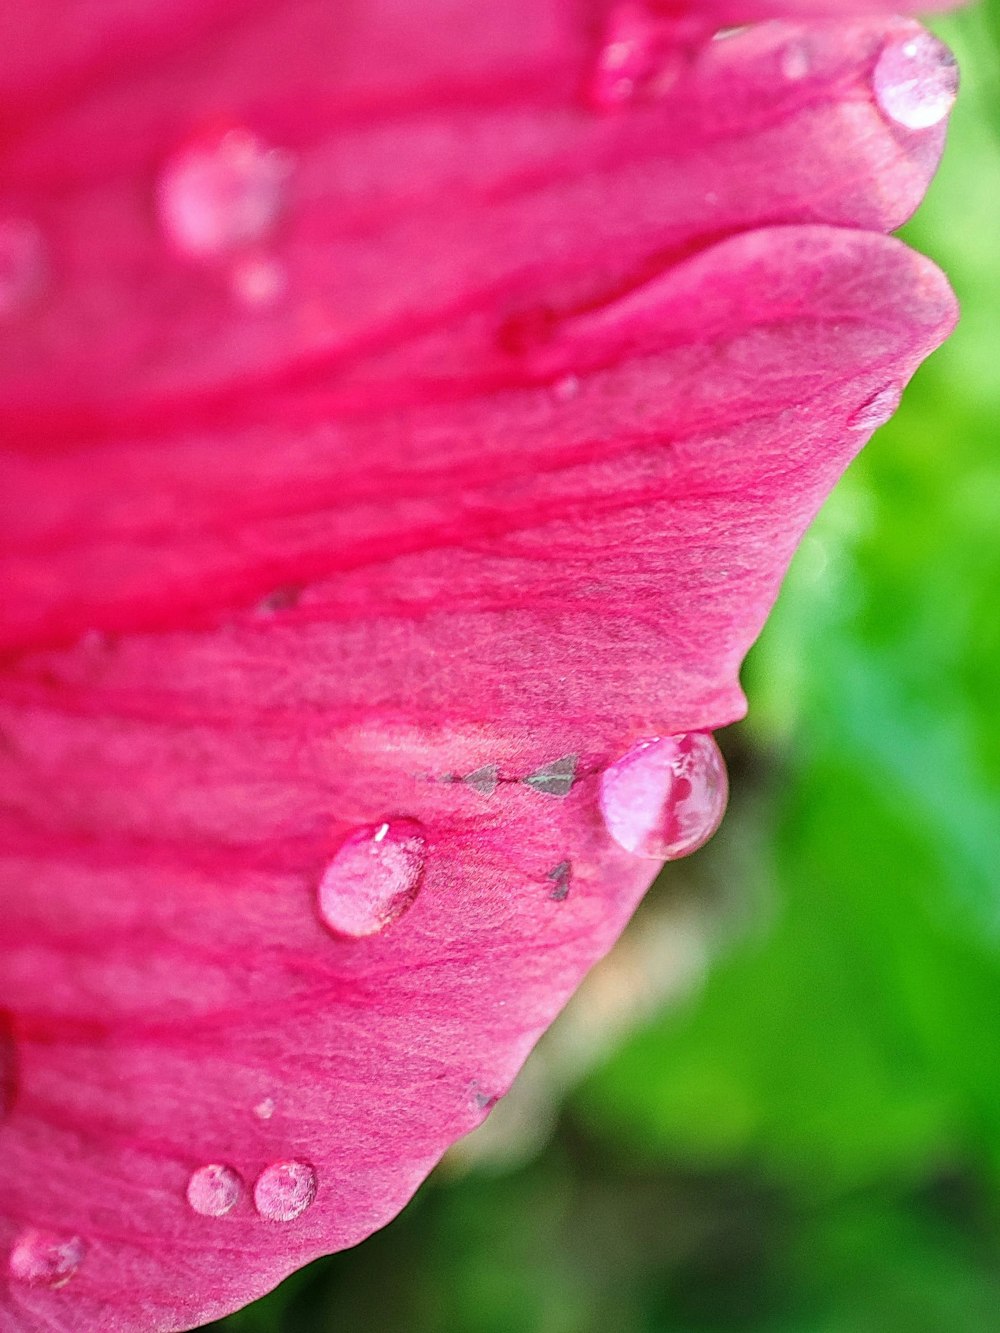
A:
[873, 31, 958, 130]
[599, 734, 728, 859]
[849, 384, 902, 432]
[253, 1097, 276, 1121]
[0, 218, 46, 319]
[589, 3, 685, 109]
[158, 129, 292, 259]
[8, 1230, 86, 1289]
[253, 1160, 317, 1221]
[318, 820, 427, 938]
[186, 1163, 243, 1217]
[552, 374, 580, 402]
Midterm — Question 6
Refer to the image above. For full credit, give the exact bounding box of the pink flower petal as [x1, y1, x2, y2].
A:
[0, 4, 957, 1329]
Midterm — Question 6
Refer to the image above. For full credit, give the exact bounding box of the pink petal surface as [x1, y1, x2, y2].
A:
[0, 4, 957, 1331]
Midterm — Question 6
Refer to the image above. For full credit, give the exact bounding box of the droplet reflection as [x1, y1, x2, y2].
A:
[253, 1160, 317, 1222]
[186, 1163, 243, 1217]
[599, 734, 728, 859]
[318, 820, 427, 938]
[873, 31, 958, 130]
[589, 3, 684, 109]
[8, 1230, 86, 1289]
[158, 129, 292, 259]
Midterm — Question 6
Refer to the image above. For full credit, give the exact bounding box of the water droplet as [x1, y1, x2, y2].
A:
[0, 218, 46, 319]
[253, 1097, 276, 1121]
[779, 39, 811, 82]
[599, 734, 728, 859]
[186, 1163, 243, 1217]
[552, 374, 580, 402]
[463, 764, 499, 797]
[849, 384, 902, 432]
[522, 755, 578, 798]
[588, 3, 685, 109]
[317, 820, 427, 938]
[231, 253, 286, 307]
[8, 1230, 86, 1289]
[872, 31, 958, 130]
[546, 860, 572, 901]
[253, 1160, 316, 1221]
[158, 129, 292, 259]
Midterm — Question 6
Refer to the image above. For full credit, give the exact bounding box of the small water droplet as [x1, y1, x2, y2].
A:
[589, 3, 685, 109]
[318, 820, 427, 938]
[0, 218, 46, 319]
[872, 30, 957, 130]
[158, 129, 292, 259]
[231, 253, 286, 307]
[463, 764, 499, 797]
[8, 1230, 86, 1289]
[779, 39, 811, 82]
[849, 384, 902, 432]
[546, 860, 572, 901]
[253, 1160, 316, 1221]
[186, 1163, 243, 1217]
[522, 755, 578, 798]
[552, 374, 580, 402]
[599, 734, 728, 859]
[253, 1097, 276, 1121]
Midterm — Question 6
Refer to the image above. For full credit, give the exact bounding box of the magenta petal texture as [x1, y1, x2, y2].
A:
[0, 3, 957, 1330]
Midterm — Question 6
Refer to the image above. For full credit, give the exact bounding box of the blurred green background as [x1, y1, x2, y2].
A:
[211, 10, 1000, 1331]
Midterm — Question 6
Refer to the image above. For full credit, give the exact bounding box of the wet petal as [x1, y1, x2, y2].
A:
[0, 3, 958, 1330]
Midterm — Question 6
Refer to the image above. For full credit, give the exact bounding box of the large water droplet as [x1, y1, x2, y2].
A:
[186, 1163, 243, 1217]
[0, 218, 46, 319]
[849, 384, 902, 433]
[253, 1160, 317, 1221]
[873, 31, 958, 130]
[589, 3, 685, 109]
[522, 755, 578, 798]
[253, 1097, 276, 1121]
[318, 820, 427, 938]
[157, 129, 292, 259]
[599, 734, 728, 859]
[8, 1230, 86, 1289]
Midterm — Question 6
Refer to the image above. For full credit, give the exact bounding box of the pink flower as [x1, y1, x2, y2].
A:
[0, 3, 958, 1328]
